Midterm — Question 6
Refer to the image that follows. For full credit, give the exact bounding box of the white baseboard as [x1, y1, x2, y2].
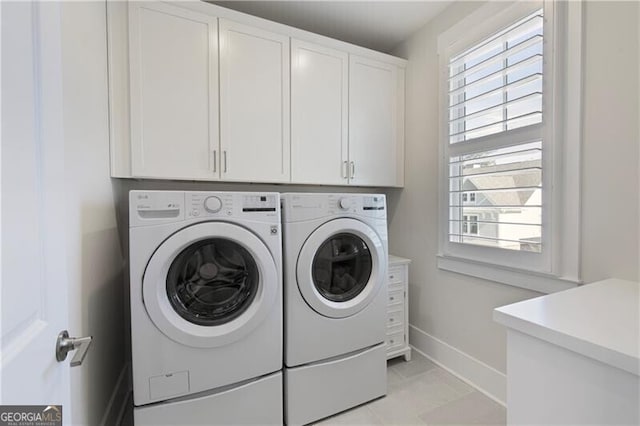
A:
[409, 325, 506, 406]
[100, 363, 132, 426]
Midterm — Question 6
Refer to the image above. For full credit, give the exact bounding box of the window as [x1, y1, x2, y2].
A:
[462, 192, 476, 203]
[437, 0, 583, 289]
[462, 215, 479, 235]
[448, 6, 544, 254]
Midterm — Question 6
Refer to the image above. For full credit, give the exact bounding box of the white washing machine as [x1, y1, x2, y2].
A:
[281, 193, 388, 425]
[129, 191, 283, 425]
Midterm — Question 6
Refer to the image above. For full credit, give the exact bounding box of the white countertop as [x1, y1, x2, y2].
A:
[494, 278, 640, 376]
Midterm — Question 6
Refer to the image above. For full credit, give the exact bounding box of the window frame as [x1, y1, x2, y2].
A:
[437, 0, 583, 292]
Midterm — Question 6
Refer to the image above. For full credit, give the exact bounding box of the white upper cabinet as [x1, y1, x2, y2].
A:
[127, 2, 219, 179]
[219, 19, 290, 183]
[291, 39, 349, 185]
[108, 1, 405, 186]
[349, 55, 404, 187]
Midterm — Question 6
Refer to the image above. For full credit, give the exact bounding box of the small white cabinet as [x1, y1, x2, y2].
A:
[495, 279, 640, 425]
[127, 2, 219, 179]
[386, 255, 411, 361]
[219, 19, 290, 183]
[350, 56, 405, 187]
[291, 39, 349, 185]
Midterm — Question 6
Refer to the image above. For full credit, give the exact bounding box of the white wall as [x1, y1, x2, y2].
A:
[61, 3, 127, 425]
[387, 0, 639, 400]
[581, 1, 639, 283]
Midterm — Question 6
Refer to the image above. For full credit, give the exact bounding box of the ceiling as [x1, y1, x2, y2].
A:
[211, 1, 454, 53]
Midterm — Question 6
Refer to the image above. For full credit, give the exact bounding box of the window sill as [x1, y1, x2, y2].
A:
[437, 255, 581, 294]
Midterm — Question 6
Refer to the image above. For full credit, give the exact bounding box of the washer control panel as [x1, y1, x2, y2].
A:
[338, 198, 352, 210]
[185, 192, 279, 219]
[187, 192, 234, 218]
[130, 191, 280, 226]
[132, 191, 183, 219]
[242, 194, 278, 212]
[362, 196, 385, 211]
[203, 196, 223, 213]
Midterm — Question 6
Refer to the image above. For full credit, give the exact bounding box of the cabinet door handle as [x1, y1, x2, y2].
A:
[213, 150, 217, 173]
[223, 151, 228, 173]
[342, 161, 348, 179]
[350, 161, 355, 179]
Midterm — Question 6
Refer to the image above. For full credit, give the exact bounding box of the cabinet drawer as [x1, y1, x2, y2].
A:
[388, 266, 404, 285]
[388, 288, 403, 307]
[385, 329, 404, 350]
[386, 308, 404, 328]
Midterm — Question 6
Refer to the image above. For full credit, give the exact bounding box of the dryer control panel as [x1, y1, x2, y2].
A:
[282, 193, 386, 222]
[330, 194, 385, 217]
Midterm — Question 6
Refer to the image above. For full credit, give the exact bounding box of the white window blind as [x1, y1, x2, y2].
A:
[447, 8, 544, 254]
[438, 0, 583, 290]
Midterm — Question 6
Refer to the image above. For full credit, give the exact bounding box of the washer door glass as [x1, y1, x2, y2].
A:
[166, 238, 259, 326]
[144, 222, 278, 348]
[312, 233, 372, 302]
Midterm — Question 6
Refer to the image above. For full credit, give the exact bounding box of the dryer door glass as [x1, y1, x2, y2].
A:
[166, 238, 259, 326]
[311, 233, 372, 302]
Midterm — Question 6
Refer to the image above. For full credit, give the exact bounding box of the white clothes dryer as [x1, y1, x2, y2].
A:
[129, 191, 282, 425]
[281, 193, 388, 425]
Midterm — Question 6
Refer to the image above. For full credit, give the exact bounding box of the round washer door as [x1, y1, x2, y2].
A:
[143, 222, 278, 348]
[296, 218, 385, 318]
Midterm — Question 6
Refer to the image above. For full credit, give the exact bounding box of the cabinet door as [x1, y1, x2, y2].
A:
[128, 2, 219, 179]
[291, 40, 348, 185]
[219, 20, 290, 183]
[349, 55, 400, 187]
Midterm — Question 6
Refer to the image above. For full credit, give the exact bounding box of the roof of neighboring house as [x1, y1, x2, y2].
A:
[461, 160, 540, 206]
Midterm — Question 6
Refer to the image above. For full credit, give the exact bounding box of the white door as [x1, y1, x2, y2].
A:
[349, 55, 399, 187]
[219, 19, 290, 183]
[128, 2, 219, 180]
[291, 39, 349, 185]
[1, 0, 73, 416]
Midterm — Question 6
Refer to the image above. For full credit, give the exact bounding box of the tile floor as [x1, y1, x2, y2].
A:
[121, 351, 506, 425]
[315, 352, 506, 425]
